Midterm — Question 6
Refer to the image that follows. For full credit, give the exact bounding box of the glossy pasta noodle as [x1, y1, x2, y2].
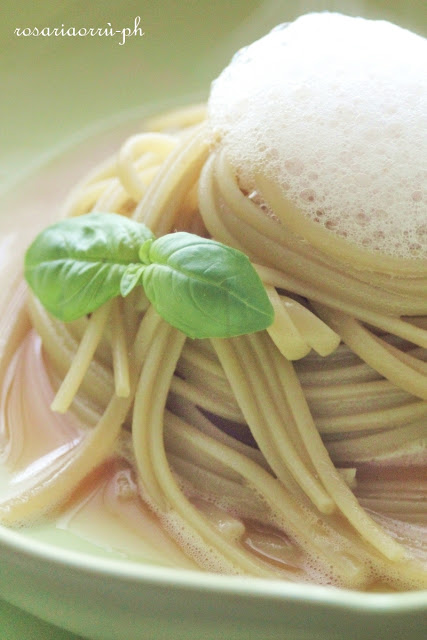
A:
[0, 13, 426, 590]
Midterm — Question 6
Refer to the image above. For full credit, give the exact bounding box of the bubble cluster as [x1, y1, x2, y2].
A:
[207, 12, 427, 259]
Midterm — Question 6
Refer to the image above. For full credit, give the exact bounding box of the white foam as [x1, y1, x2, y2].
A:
[207, 12, 427, 259]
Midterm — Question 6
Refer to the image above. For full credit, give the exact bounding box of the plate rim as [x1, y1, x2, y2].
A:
[1, 523, 426, 614]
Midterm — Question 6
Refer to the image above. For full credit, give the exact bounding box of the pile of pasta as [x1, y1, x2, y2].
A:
[1, 106, 426, 590]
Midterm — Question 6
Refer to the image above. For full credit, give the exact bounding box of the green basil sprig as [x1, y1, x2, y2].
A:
[24, 212, 274, 339]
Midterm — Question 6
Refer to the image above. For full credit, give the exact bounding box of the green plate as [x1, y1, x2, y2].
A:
[0, 601, 84, 640]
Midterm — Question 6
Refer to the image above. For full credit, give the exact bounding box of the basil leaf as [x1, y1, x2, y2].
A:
[120, 264, 146, 297]
[24, 213, 154, 321]
[141, 232, 274, 339]
[139, 238, 154, 265]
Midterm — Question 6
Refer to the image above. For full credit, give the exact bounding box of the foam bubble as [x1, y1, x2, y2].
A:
[207, 12, 427, 259]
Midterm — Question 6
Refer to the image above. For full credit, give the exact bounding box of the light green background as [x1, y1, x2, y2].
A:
[0, 1, 426, 638]
[1, 0, 426, 192]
